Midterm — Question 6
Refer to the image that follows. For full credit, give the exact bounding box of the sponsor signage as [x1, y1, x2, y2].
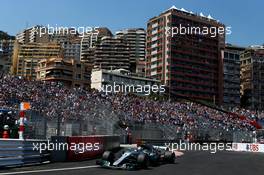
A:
[67, 136, 104, 161]
[232, 143, 264, 153]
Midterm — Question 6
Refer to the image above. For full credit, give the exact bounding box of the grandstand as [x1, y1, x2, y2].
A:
[0, 74, 264, 142]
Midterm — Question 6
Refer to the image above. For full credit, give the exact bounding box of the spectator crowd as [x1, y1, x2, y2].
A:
[1, 74, 263, 134]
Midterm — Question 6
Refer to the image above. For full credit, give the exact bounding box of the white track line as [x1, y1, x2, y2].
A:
[0, 165, 99, 175]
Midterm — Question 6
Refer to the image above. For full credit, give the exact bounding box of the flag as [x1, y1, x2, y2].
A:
[20, 102, 31, 111]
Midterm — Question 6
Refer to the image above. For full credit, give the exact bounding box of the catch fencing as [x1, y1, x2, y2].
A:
[7, 110, 257, 144]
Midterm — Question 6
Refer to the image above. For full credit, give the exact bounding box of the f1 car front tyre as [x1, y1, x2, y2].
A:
[102, 151, 115, 164]
[137, 153, 149, 169]
[164, 151, 175, 163]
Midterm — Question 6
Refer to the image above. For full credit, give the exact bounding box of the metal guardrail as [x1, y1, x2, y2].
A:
[0, 139, 50, 168]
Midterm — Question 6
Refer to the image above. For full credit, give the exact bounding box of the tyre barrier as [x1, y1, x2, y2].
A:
[51, 135, 120, 162]
[0, 139, 49, 168]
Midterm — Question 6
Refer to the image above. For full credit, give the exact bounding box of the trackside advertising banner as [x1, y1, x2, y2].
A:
[232, 143, 264, 153]
[67, 135, 120, 161]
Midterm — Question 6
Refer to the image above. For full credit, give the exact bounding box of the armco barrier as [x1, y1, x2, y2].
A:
[0, 139, 49, 168]
[51, 135, 120, 162]
[232, 143, 264, 153]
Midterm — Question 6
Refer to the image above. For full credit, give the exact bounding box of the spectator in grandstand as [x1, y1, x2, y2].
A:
[0, 74, 260, 134]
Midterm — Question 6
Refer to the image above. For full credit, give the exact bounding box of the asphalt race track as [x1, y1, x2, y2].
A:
[1, 151, 264, 175]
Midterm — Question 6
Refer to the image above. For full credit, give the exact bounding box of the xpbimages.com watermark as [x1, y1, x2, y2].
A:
[165, 24, 232, 38]
[32, 140, 101, 154]
[33, 24, 100, 38]
[165, 141, 233, 154]
[99, 82, 166, 95]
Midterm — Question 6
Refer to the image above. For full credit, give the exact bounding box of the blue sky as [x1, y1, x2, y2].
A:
[0, 0, 263, 46]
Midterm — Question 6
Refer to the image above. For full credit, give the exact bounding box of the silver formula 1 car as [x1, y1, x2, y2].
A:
[96, 144, 175, 170]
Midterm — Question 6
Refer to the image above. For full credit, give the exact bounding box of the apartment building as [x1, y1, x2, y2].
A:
[83, 36, 130, 71]
[50, 29, 81, 61]
[0, 39, 14, 72]
[80, 27, 113, 61]
[223, 44, 245, 108]
[146, 6, 225, 104]
[240, 46, 264, 110]
[116, 28, 146, 74]
[16, 25, 49, 44]
[12, 42, 62, 79]
[36, 57, 91, 88]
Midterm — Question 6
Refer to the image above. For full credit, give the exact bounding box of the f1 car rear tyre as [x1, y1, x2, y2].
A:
[102, 151, 115, 163]
[137, 153, 149, 169]
[164, 151, 175, 163]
